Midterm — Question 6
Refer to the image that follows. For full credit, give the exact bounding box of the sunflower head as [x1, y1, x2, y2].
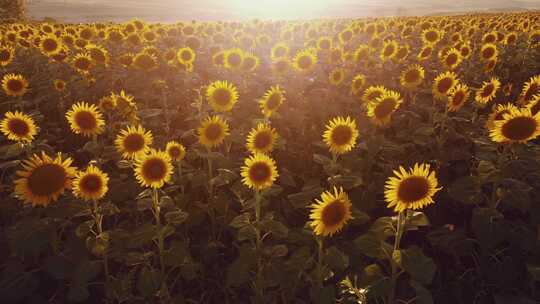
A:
[197, 115, 230, 149]
[447, 84, 470, 112]
[72, 52, 94, 73]
[2, 73, 29, 97]
[384, 163, 441, 213]
[475, 78, 501, 104]
[39, 35, 63, 56]
[259, 85, 285, 118]
[206, 80, 239, 112]
[480, 43, 498, 61]
[240, 153, 279, 191]
[367, 90, 403, 126]
[309, 187, 353, 237]
[114, 125, 153, 160]
[323, 116, 359, 155]
[489, 108, 540, 144]
[433, 71, 459, 100]
[134, 149, 173, 189]
[54, 79, 66, 92]
[292, 49, 317, 73]
[15, 152, 77, 206]
[400, 64, 425, 90]
[0, 111, 38, 143]
[441, 48, 462, 70]
[177, 47, 196, 65]
[362, 85, 388, 105]
[329, 68, 346, 86]
[246, 123, 279, 155]
[0, 45, 15, 67]
[224, 48, 244, 69]
[73, 165, 109, 201]
[66, 102, 105, 137]
[166, 141, 187, 162]
[133, 52, 158, 71]
[350, 74, 366, 95]
[380, 40, 398, 61]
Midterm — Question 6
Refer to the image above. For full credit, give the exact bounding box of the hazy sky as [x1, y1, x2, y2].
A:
[28, 0, 540, 22]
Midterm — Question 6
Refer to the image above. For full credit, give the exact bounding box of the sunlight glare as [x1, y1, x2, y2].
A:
[232, 0, 330, 20]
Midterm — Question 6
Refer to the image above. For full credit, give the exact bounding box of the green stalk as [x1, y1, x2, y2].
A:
[388, 211, 406, 304]
[317, 237, 324, 288]
[254, 190, 264, 302]
[152, 188, 167, 297]
[92, 200, 109, 286]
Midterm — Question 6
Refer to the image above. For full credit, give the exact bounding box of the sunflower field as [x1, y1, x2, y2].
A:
[1, 12, 540, 304]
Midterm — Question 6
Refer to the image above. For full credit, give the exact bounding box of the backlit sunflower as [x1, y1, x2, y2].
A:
[165, 141, 186, 162]
[485, 103, 519, 129]
[241, 53, 260, 72]
[292, 49, 317, 73]
[441, 48, 462, 70]
[475, 78, 501, 104]
[54, 79, 66, 92]
[526, 95, 540, 115]
[353, 44, 370, 63]
[384, 163, 441, 213]
[489, 108, 540, 143]
[432, 71, 459, 100]
[271, 42, 289, 60]
[246, 123, 278, 155]
[240, 153, 278, 191]
[309, 187, 353, 237]
[224, 48, 244, 69]
[72, 52, 93, 73]
[134, 149, 173, 189]
[0, 111, 38, 143]
[380, 40, 398, 62]
[323, 116, 359, 154]
[520, 75, 540, 104]
[72, 165, 109, 201]
[177, 47, 196, 65]
[133, 52, 158, 71]
[417, 45, 433, 61]
[85, 44, 109, 66]
[115, 125, 153, 160]
[206, 80, 239, 112]
[259, 85, 285, 118]
[14, 152, 77, 206]
[39, 35, 62, 56]
[480, 43, 498, 61]
[66, 102, 105, 137]
[2, 73, 28, 97]
[362, 85, 388, 105]
[329, 68, 346, 86]
[198, 115, 230, 149]
[421, 28, 443, 45]
[447, 84, 470, 112]
[400, 64, 425, 90]
[0, 45, 15, 67]
[350, 74, 366, 96]
[367, 90, 403, 126]
[316, 36, 332, 51]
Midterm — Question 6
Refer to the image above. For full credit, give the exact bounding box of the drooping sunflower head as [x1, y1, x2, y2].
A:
[2, 73, 29, 97]
[475, 77, 501, 104]
[14, 152, 77, 207]
[520, 75, 540, 104]
[526, 95, 540, 116]
[361, 85, 388, 105]
[485, 103, 519, 129]
[177, 47, 196, 65]
[72, 52, 94, 73]
[165, 141, 186, 162]
[292, 49, 317, 73]
[72, 165, 109, 201]
[400, 64, 425, 90]
[0, 45, 15, 67]
[367, 90, 403, 126]
[329, 68, 346, 86]
[85, 44, 109, 66]
[447, 84, 470, 112]
[206, 80, 239, 113]
[309, 187, 353, 237]
[380, 40, 398, 61]
[240, 153, 279, 191]
[384, 163, 441, 213]
[323, 116, 359, 155]
[133, 52, 158, 71]
[0, 111, 38, 143]
[489, 108, 540, 144]
[259, 85, 285, 118]
[134, 149, 173, 189]
[432, 71, 459, 100]
[246, 123, 279, 155]
[66, 102, 105, 137]
[114, 125, 153, 160]
[350, 74, 366, 96]
[197, 115, 230, 149]
[224, 48, 244, 70]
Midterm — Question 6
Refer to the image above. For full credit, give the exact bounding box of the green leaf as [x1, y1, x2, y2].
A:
[447, 176, 482, 205]
[354, 232, 393, 259]
[287, 186, 323, 209]
[350, 208, 371, 226]
[264, 244, 288, 258]
[400, 246, 436, 285]
[313, 154, 332, 165]
[327, 175, 363, 189]
[164, 210, 189, 225]
[324, 246, 349, 272]
[137, 266, 160, 297]
[226, 245, 257, 287]
[260, 218, 289, 238]
[404, 211, 430, 231]
[229, 212, 251, 228]
[370, 217, 395, 239]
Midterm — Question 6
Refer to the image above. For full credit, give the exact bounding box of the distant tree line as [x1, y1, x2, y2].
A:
[0, 0, 26, 22]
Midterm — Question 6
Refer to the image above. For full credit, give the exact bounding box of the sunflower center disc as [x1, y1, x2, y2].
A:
[124, 134, 145, 152]
[143, 159, 167, 181]
[81, 174, 102, 193]
[8, 118, 30, 136]
[321, 200, 346, 226]
[501, 117, 537, 141]
[331, 125, 353, 146]
[397, 176, 430, 203]
[28, 164, 67, 196]
[249, 162, 271, 183]
[74, 111, 98, 131]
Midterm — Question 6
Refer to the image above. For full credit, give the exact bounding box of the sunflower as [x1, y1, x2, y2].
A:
[14, 152, 77, 206]
[259, 85, 285, 118]
[133, 52, 158, 71]
[118, 53, 135, 67]
[54, 79, 66, 92]
[309, 187, 353, 237]
[115, 125, 153, 160]
[394, 44, 410, 63]
[134, 149, 173, 189]
[241, 53, 260, 72]
[520, 75, 540, 104]
[240, 153, 278, 191]
[271, 42, 289, 60]
[441, 48, 462, 70]
[292, 49, 317, 73]
[475, 78, 501, 104]
[432, 71, 459, 100]
[367, 90, 403, 126]
[447, 84, 470, 112]
[0, 45, 15, 67]
[480, 43, 498, 61]
[421, 28, 443, 45]
[485, 103, 519, 129]
[72, 52, 93, 73]
[317, 36, 332, 51]
[400, 64, 425, 90]
[417, 45, 433, 61]
[165, 141, 186, 162]
[198, 115, 230, 149]
[177, 47, 196, 65]
[0, 111, 38, 143]
[205, 80, 239, 112]
[350, 74, 366, 95]
[72, 165, 109, 201]
[2, 73, 28, 97]
[489, 108, 540, 143]
[66, 102, 105, 137]
[246, 123, 278, 155]
[380, 40, 398, 62]
[39, 35, 63, 56]
[224, 48, 244, 70]
[85, 44, 109, 66]
[329, 68, 346, 86]
[526, 95, 540, 115]
[323, 116, 359, 154]
[353, 44, 370, 63]
[362, 85, 388, 105]
[384, 163, 441, 213]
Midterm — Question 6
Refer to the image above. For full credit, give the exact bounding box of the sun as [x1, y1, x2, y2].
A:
[232, 0, 329, 19]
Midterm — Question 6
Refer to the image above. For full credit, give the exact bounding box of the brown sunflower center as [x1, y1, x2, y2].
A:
[80, 174, 102, 194]
[134, 55, 155, 70]
[461, 47, 470, 57]
[142, 158, 167, 181]
[405, 69, 421, 83]
[331, 125, 353, 146]
[481, 84, 495, 98]
[123, 133, 145, 152]
[530, 102, 540, 115]
[397, 176, 430, 203]
[27, 163, 67, 196]
[204, 123, 223, 141]
[266, 93, 282, 110]
[74, 111, 97, 131]
[275, 46, 287, 57]
[452, 91, 465, 105]
[445, 53, 458, 66]
[180, 50, 193, 62]
[501, 116, 537, 141]
[524, 83, 539, 101]
[75, 57, 91, 70]
[90, 49, 106, 63]
[298, 55, 313, 69]
[319, 40, 330, 50]
[375, 98, 397, 119]
[425, 31, 438, 42]
[321, 199, 347, 226]
[0, 49, 10, 62]
[482, 47, 495, 59]
[168, 146, 182, 158]
[254, 131, 272, 150]
[420, 47, 432, 58]
[248, 162, 271, 183]
[437, 78, 453, 94]
[6, 79, 24, 93]
[212, 88, 232, 106]
[383, 44, 395, 57]
[8, 118, 30, 136]
[332, 72, 342, 82]
[42, 38, 58, 52]
[227, 52, 242, 67]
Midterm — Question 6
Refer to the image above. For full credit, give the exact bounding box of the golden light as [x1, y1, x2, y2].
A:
[231, 0, 330, 20]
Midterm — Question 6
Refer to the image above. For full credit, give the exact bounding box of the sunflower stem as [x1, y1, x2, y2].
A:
[177, 160, 184, 196]
[317, 236, 324, 288]
[92, 200, 110, 287]
[254, 190, 264, 302]
[152, 188, 168, 299]
[388, 211, 406, 304]
[207, 151, 216, 241]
